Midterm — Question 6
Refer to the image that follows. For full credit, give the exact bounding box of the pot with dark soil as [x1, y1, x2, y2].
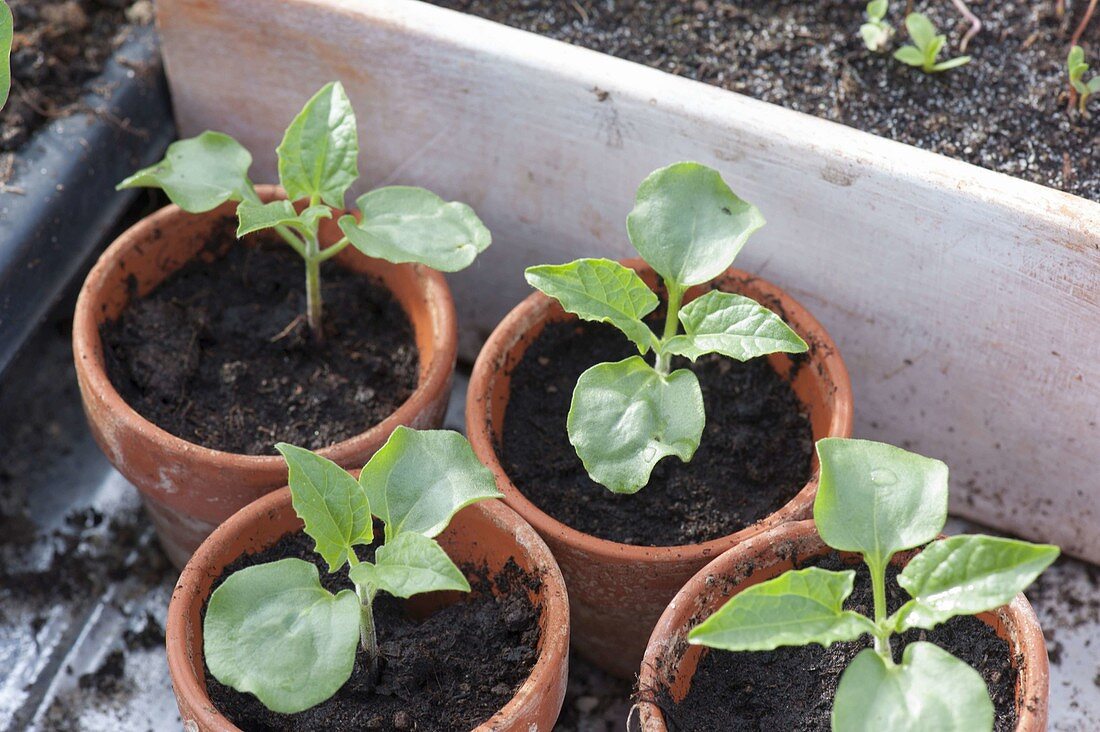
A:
[166, 428, 569, 731]
[74, 82, 491, 565]
[638, 438, 1056, 732]
[467, 162, 852, 677]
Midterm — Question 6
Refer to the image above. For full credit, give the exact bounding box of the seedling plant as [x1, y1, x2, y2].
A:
[689, 437, 1059, 731]
[894, 12, 971, 73]
[1068, 45, 1100, 116]
[860, 0, 893, 53]
[118, 81, 490, 341]
[525, 162, 807, 495]
[203, 427, 502, 713]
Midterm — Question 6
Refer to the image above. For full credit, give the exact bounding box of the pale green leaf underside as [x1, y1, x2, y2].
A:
[204, 559, 360, 715]
[813, 438, 949, 568]
[339, 186, 491, 272]
[236, 199, 332, 237]
[524, 259, 659, 352]
[567, 356, 704, 494]
[688, 567, 874, 651]
[893, 535, 1059, 631]
[905, 13, 937, 50]
[665, 290, 807, 362]
[116, 132, 254, 213]
[626, 162, 765, 288]
[932, 56, 971, 72]
[277, 443, 372, 572]
[894, 46, 927, 66]
[0, 1, 12, 111]
[833, 643, 993, 732]
[349, 532, 469, 598]
[276, 81, 358, 209]
[359, 427, 501, 541]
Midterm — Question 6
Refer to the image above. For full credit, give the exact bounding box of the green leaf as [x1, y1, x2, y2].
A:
[204, 559, 360, 714]
[905, 13, 937, 51]
[860, 23, 890, 52]
[1069, 45, 1085, 71]
[1087, 76, 1100, 93]
[832, 643, 993, 732]
[688, 567, 875, 652]
[276, 443, 373, 573]
[0, 0, 12, 111]
[277, 81, 358, 208]
[866, 0, 888, 22]
[116, 132, 254, 212]
[358, 427, 501, 541]
[664, 290, 807, 362]
[931, 55, 971, 72]
[567, 356, 704, 494]
[892, 535, 1059, 632]
[813, 438, 949, 569]
[349, 532, 469, 598]
[893, 45, 926, 67]
[338, 186, 491, 272]
[626, 162, 765, 288]
[236, 199, 332, 237]
[524, 259, 659, 353]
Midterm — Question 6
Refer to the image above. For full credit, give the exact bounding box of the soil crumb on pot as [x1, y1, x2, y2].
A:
[100, 222, 419, 455]
[501, 319, 813, 546]
[431, 0, 1100, 201]
[204, 532, 542, 731]
[655, 553, 1018, 731]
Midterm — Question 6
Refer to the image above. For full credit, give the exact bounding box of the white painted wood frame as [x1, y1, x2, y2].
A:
[155, 0, 1100, 562]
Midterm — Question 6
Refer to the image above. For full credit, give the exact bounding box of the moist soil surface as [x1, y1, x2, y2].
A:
[430, 0, 1100, 201]
[656, 552, 1019, 731]
[2, 0, 150, 154]
[204, 531, 541, 732]
[500, 318, 813, 546]
[101, 222, 419, 455]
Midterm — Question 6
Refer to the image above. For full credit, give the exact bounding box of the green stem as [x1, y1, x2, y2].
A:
[302, 229, 323, 341]
[315, 236, 352, 262]
[347, 556, 380, 679]
[868, 557, 895, 665]
[654, 282, 684, 375]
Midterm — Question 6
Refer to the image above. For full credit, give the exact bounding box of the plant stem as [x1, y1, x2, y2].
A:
[357, 585, 380, 679]
[868, 557, 895, 665]
[654, 282, 684, 375]
[1068, 0, 1098, 111]
[315, 236, 352, 262]
[303, 229, 324, 341]
[948, 0, 981, 52]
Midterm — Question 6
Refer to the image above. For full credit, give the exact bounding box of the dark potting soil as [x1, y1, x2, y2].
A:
[1, 0, 151, 155]
[500, 318, 813, 546]
[430, 0, 1100, 202]
[655, 553, 1019, 731]
[204, 531, 542, 732]
[100, 222, 419, 455]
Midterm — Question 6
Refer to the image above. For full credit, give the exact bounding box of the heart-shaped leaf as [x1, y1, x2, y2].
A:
[277, 81, 358, 208]
[349, 532, 469, 598]
[688, 567, 875, 652]
[567, 356, 704, 494]
[525, 259, 659, 353]
[664, 290, 807, 361]
[117, 132, 255, 212]
[338, 186, 491, 272]
[204, 558, 360, 715]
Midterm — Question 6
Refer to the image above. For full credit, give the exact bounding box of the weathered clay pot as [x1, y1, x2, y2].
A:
[166, 488, 569, 731]
[466, 262, 853, 678]
[637, 519, 1050, 731]
[73, 186, 457, 567]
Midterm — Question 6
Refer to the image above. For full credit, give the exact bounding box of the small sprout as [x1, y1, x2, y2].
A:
[202, 427, 502, 713]
[525, 163, 807, 495]
[893, 13, 971, 73]
[689, 438, 1059, 732]
[0, 0, 11, 111]
[1068, 45, 1100, 116]
[118, 82, 490, 341]
[860, 0, 894, 53]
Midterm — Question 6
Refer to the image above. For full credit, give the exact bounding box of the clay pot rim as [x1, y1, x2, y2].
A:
[636, 518, 1050, 731]
[166, 488, 571, 732]
[72, 184, 457, 470]
[466, 264, 854, 564]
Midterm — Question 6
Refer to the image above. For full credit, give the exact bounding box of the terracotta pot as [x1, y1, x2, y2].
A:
[466, 262, 853, 678]
[73, 186, 457, 568]
[166, 488, 570, 731]
[636, 519, 1050, 731]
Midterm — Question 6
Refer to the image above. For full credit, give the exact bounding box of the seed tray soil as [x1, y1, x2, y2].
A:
[500, 319, 813, 546]
[100, 222, 419, 455]
[430, 0, 1100, 202]
[204, 531, 541, 732]
[653, 552, 1018, 731]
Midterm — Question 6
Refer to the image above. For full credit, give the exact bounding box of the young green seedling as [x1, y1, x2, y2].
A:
[893, 13, 971, 73]
[524, 162, 807, 495]
[118, 81, 490, 341]
[1068, 45, 1100, 116]
[1, 1, 12, 111]
[860, 0, 894, 53]
[202, 426, 502, 714]
[689, 438, 1059, 732]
